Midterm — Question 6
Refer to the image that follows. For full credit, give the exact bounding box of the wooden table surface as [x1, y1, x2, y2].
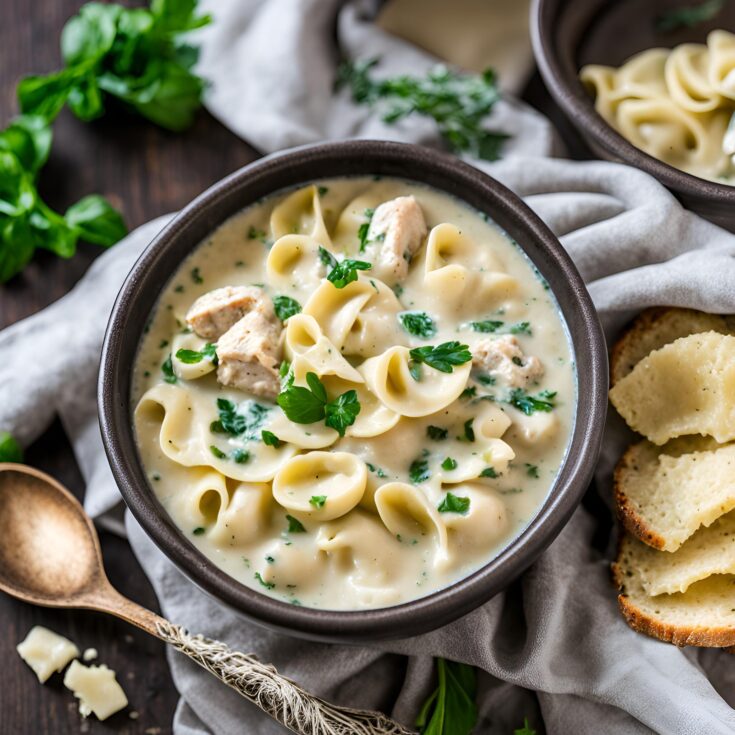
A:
[0, 3, 573, 733]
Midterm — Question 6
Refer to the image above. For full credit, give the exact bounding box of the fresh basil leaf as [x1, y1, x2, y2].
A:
[17, 69, 79, 121]
[61, 2, 120, 65]
[151, 0, 212, 32]
[305, 371, 328, 404]
[398, 311, 437, 338]
[65, 194, 127, 246]
[437, 492, 470, 514]
[415, 658, 477, 735]
[273, 295, 302, 322]
[324, 389, 360, 437]
[0, 116, 52, 174]
[0, 216, 36, 282]
[29, 203, 77, 257]
[409, 341, 472, 374]
[175, 342, 217, 364]
[66, 74, 105, 121]
[514, 718, 537, 735]
[0, 151, 36, 217]
[0, 431, 23, 463]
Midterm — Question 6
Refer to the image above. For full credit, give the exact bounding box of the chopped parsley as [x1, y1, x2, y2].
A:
[254, 572, 275, 590]
[357, 208, 375, 253]
[459, 385, 477, 399]
[231, 448, 250, 464]
[0, 431, 23, 463]
[261, 430, 282, 448]
[190, 267, 203, 284]
[476, 373, 496, 386]
[462, 419, 475, 442]
[408, 341, 472, 379]
[508, 388, 556, 415]
[480, 467, 498, 478]
[277, 372, 360, 437]
[309, 495, 327, 509]
[426, 425, 448, 441]
[470, 319, 503, 333]
[398, 311, 437, 338]
[441, 457, 458, 471]
[367, 462, 388, 478]
[286, 514, 306, 533]
[175, 342, 218, 365]
[192, 527, 205, 536]
[514, 718, 537, 735]
[161, 355, 177, 384]
[248, 226, 267, 241]
[509, 321, 532, 335]
[409, 454, 431, 484]
[317, 186, 329, 196]
[209, 445, 227, 459]
[437, 492, 470, 514]
[159, 339, 169, 349]
[273, 295, 302, 322]
[318, 246, 373, 288]
[211, 399, 270, 439]
[525, 463, 539, 478]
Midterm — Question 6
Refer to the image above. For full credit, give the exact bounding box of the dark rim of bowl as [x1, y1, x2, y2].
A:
[99, 139, 607, 642]
[531, 0, 735, 204]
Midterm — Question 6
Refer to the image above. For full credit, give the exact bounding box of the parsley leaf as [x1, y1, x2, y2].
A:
[0, 431, 23, 463]
[398, 311, 437, 338]
[18, 0, 211, 131]
[462, 418, 475, 442]
[509, 321, 532, 335]
[161, 354, 177, 383]
[470, 319, 503, 333]
[324, 389, 360, 437]
[366, 462, 388, 478]
[437, 492, 470, 514]
[426, 425, 448, 441]
[409, 341, 472, 374]
[337, 59, 509, 161]
[175, 342, 218, 365]
[656, 0, 724, 31]
[261, 430, 282, 448]
[318, 246, 373, 288]
[358, 208, 375, 253]
[273, 295, 302, 322]
[480, 467, 498, 478]
[415, 658, 477, 735]
[508, 388, 556, 415]
[285, 514, 306, 533]
[276, 383, 326, 424]
[441, 457, 457, 471]
[409, 454, 431, 484]
[212, 399, 270, 439]
[254, 572, 275, 590]
[309, 495, 327, 509]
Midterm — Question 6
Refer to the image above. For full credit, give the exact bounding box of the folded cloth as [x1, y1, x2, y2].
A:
[3, 1, 735, 733]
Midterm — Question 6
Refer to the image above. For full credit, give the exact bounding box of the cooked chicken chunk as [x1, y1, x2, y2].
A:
[216, 301, 282, 399]
[367, 196, 427, 283]
[472, 335, 544, 388]
[186, 286, 264, 341]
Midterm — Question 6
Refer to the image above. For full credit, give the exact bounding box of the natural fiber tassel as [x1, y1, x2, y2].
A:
[156, 620, 416, 735]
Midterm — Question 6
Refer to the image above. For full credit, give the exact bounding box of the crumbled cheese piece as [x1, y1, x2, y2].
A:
[16, 626, 80, 683]
[82, 648, 98, 662]
[64, 660, 128, 720]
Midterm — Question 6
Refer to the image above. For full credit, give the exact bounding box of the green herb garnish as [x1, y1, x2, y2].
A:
[462, 419, 475, 442]
[366, 462, 388, 478]
[18, 0, 211, 131]
[357, 208, 375, 253]
[398, 311, 437, 338]
[480, 467, 498, 478]
[248, 226, 267, 241]
[459, 385, 477, 399]
[285, 514, 306, 533]
[441, 457, 457, 471]
[318, 246, 372, 288]
[317, 186, 329, 196]
[508, 388, 556, 415]
[509, 321, 532, 335]
[476, 373, 495, 386]
[470, 319, 503, 333]
[337, 59, 509, 161]
[514, 718, 537, 735]
[231, 448, 250, 464]
[273, 295, 302, 322]
[261, 430, 282, 448]
[525, 463, 539, 478]
[161, 354, 177, 383]
[209, 445, 227, 459]
[415, 658, 477, 735]
[212, 399, 270, 439]
[437, 492, 470, 514]
[277, 372, 360, 437]
[426, 425, 448, 441]
[0, 431, 23, 463]
[309, 495, 327, 509]
[254, 572, 275, 590]
[409, 454, 431, 484]
[175, 342, 217, 365]
[190, 267, 203, 284]
[656, 0, 724, 31]
[192, 527, 205, 536]
[409, 341, 472, 376]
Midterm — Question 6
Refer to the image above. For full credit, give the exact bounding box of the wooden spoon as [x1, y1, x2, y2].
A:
[0, 463, 414, 735]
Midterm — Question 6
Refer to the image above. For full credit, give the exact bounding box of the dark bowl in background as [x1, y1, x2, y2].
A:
[531, 0, 735, 231]
[99, 140, 607, 643]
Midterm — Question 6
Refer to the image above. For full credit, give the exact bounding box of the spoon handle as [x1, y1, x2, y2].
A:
[97, 587, 414, 735]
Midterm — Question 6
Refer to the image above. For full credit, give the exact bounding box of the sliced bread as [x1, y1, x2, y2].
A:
[610, 307, 729, 386]
[614, 534, 735, 647]
[615, 439, 735, 551]
[608, 331, 735, 445]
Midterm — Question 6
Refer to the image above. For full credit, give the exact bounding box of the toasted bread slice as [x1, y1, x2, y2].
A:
[610, 307, 729, 386]
[615, 438, 735, 551]
[614, 534, 735, 647]
[609, 332, 735, 445]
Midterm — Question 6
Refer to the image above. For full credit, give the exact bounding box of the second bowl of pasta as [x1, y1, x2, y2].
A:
[99, 140, 606, 642]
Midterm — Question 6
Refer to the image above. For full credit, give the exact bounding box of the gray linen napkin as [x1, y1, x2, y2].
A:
[3, 1, 735, 733]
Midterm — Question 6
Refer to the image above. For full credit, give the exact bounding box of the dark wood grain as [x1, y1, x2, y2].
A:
[0, 1, 571, 732]
[0, 1, 259, 732]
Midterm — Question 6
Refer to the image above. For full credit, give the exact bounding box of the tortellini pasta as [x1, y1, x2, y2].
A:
[580, 31, 735, 182]
[133, 176, 574, 610]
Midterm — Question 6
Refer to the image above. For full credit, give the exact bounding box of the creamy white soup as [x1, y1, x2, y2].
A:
[132, 177, 576, 610]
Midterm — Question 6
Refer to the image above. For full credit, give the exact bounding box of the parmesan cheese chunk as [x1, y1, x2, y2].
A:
[64, 660, 128, 720]
[609, 331, 735, 445]
[16, 626, 80, 683]
[615, 440, 735, 551]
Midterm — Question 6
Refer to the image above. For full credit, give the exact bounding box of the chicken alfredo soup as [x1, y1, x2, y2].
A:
[133, 177, 576, 610]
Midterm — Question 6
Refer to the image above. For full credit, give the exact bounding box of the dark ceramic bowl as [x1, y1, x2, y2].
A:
[99, 140, 607, 643]
[532, 0, 735, 231]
